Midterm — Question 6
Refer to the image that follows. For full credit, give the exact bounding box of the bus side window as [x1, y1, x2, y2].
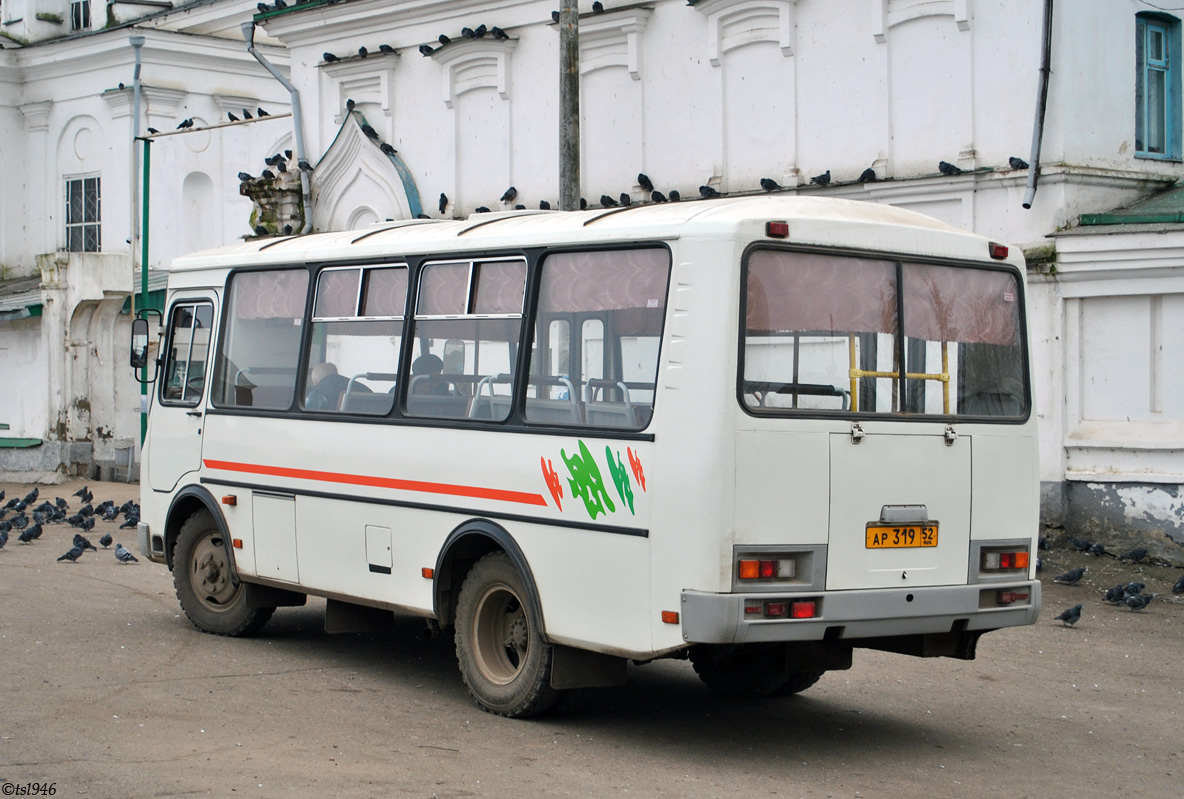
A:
[211, 269, 309, 411]
[525, 248, 670, 430]
[160, 302, 213, 405]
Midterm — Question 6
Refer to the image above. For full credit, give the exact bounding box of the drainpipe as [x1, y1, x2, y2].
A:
[1022, 0, 1054, 210]
[242, 21, 312, 233]
[129, 34, 147, 443]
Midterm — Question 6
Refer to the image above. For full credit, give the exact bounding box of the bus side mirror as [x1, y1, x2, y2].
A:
[131, 313, 161, 383]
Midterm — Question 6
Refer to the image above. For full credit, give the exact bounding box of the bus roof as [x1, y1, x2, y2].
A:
[168, 196, 1005, 274]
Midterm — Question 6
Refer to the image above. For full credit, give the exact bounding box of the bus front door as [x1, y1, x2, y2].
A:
[146, 297, 216, 493]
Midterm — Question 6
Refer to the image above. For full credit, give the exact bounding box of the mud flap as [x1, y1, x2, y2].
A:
[550, 645, 628, 689]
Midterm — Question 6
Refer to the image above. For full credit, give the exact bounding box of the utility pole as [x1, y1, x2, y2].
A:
[559, 3, 580, 210]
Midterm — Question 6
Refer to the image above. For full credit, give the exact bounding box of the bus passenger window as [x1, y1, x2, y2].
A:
[303, 265, 406, 415]
[525, 248, 670, 429]
[406, 259, 527, 421]
[211, 268, 308, 410]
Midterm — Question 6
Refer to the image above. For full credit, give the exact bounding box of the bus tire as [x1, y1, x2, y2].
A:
[775, 670, 824, 695]
[173, 511, 274, 637]
[454, 551, 561, 718]
[690, 644, 811, 698]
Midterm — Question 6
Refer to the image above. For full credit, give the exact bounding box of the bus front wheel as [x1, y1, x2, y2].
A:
[173, 511, 274, 637]
[454, 552, 561, 718]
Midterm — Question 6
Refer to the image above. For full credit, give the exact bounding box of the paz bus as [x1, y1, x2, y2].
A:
[132, 196, 1040, 717]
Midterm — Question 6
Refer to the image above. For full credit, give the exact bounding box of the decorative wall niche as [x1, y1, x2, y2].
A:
[432, 39, 517, 109]
[694, 0, 797, 66]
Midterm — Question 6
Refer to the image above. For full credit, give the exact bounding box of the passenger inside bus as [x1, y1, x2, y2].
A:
[305, 362, 350, 410]
[409, 354, 452, 396]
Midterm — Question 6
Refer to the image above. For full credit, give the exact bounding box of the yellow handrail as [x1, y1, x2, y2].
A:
[847, 336, 950, 413]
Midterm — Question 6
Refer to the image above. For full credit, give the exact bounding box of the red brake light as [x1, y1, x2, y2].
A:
[989, 242, 1009, 260]
[759, 560, 776, 578]
[790, 600, 817, 619]
[766, 221, 789, 238]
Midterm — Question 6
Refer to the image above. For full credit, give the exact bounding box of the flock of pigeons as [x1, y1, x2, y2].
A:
[0, 486, 140, 565]
[1050, 536, 1184, 626]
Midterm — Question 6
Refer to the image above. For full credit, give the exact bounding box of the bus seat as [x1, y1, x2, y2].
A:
[340, 393, 394, 414]
[406, 394, 469, 418]
[525, 397, 583, 424]
[585, 401, 637, 428]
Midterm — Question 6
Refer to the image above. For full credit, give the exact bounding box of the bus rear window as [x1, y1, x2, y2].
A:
[741, 250, 1027, 418]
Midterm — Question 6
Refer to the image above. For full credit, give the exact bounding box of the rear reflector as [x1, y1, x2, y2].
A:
[790, 600, 817, 619]
[998, 591, 1030, 605]
[766, 221, 789, 238]
[232, 538, 243, 549]
[221, 495, 237, 506]
[661, 610, 680, 624]
[764, 602, 787, 617]
[421, 567, 434, 579]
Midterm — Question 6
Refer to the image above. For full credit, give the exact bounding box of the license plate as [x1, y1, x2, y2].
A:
[865, 524, 938, 549]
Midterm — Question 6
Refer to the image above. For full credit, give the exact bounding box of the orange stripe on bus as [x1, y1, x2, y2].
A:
[202, 459, 549, 507]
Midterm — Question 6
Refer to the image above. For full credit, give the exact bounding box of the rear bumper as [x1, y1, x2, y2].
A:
[680, 581, 1041, 644]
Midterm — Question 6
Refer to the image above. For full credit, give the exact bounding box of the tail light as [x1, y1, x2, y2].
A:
[738, 557, 797, 581]
[744, 598, 819, 620]
[982, 549, 1029, 571]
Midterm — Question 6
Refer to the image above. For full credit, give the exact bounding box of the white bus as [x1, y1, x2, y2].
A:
[133, 196, 1040, 717]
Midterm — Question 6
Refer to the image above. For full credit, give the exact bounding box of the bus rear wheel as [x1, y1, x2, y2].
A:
[690, 644, 824, 698]
[173, 511, 274, 637]
[454, 552, 560, 718]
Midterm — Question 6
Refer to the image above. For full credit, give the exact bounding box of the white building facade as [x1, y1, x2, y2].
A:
[2, 0, 1181, 556]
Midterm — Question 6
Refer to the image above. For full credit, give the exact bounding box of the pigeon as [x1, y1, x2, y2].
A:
[236, 168, 251, 180]
[283, 224, 293, 235]
[323, 52, 340, 62]
[439, 193, 449, 214]
[74, 534, 98, 552]
[242, 108, 253, 120]
[650, 190, 667, 203]
[115, 544, 139, 564]
[514, 204, 526, 210]
[474, 24, 487, 37]
[1053, 566, 1086, 585]
[474, 206, 491, 213]
[1103, 584, 1126, 604]
[257, 2, 270, 12]
[699, 185, 720, 198]
[1054, 603, 1083, 626]
[579, 197, 587, 209]
[275, 160, 287, 173]
[462, 27, 477, 39]
[28, 523, 43, 541]
[361, 124, 378, 140]
[1069, 537, 1092, 552]
[99, 533, 113, 548]
[1039, 535, 1049, 550]
[415, 214, 430, 219]
[760, 177, 783, 192]
[260, 170, 275, 180]
[1125, 581, 1146, 596]
[938, 160, 963, 176]
[419, 44, 435, 56]
[358, 46, 368, 58]
[810, 170, 831, 186]
[637, 173, 654, 192]
[0, 529, 7, 549]
[57, 546, 84, 563]
[379, 44, 397, 54]
[1035, 556, 1042, 573]
[592, 0, 605, 12]
[1087, 542, 1106, 557]
[10, 499, 25, 512]
[551, 11, 560, 23]
[80, 517, 95, 532]
[120, 516, 139, 530]
[1173, 574, 1184, 594]
[619, 193, 631, 206]
[81, 489, 93, 504]
[599, 194, 618, 207]
[23, 488, 38, 504]
[258, 108, 270, 117]
[18, 527, 35, 544]
[65, 513, 83, 527]
[147, 128, 159, 135]
[668, 190, 680, 202]
[491, 27, 509, 40]
[254, 225, 268, 236]
[438, 34, 452, 46]
[0, 489, 4, 501]
[1125, 593, 1153, 611]
[500, 186, 518, 204]
[857, 167, 878, 183]
[1119, 548, 1147, 563]
[11, 513, 27, 529]
[176, 118, 194, 130]
[228, 112, 240, 122]
[539, 200, 551, 210]
[1008, 156, 1029, 170]
[274, 0, 286, 8]
[298, 159, 313, 172]
[380, 142, 397, 156]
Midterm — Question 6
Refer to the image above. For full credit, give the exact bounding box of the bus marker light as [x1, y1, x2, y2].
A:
[745, 603, 762, 615]
[766, 221, 789, 238]
[790, 600, 817, 619]
[661, 610, 680, 624]
[738, 559, 759, 579]
[221, 495, 237, 506]
[421, 567, 434, 579]
[989, 242, 1009, 259]
[232, 539, 243, 549]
